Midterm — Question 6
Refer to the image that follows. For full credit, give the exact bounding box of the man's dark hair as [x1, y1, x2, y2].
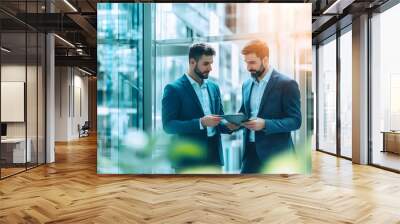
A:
[188, 43, 216, 62]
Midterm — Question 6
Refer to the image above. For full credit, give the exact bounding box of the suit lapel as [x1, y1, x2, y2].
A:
[244, 81, 253, 116]
[181, 75, 205, 115]
[258, 71, 278, 116]
[206, 84, 215, 114]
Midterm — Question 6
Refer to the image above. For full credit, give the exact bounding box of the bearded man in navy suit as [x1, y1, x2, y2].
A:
[239, 40, 302, 173]
[162, 43, 236, 172]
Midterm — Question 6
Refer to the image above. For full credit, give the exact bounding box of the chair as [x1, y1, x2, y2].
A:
[78, 121, 90, 138]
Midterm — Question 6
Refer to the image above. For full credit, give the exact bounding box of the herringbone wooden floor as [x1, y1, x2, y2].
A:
[1, 135, 400, 224]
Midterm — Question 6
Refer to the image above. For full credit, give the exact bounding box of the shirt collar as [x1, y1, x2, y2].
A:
[253, 66, 273, 85]
[185, 73, 207, 88]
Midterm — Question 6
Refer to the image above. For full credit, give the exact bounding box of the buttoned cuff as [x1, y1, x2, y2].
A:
[199, 119, 204, 130]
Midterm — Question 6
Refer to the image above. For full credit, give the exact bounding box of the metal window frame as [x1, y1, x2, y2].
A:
[368, 0, 400, 172]
[143, 3, 152, 133]
[315, 23, 353, 162]
[316, 0, 400, 173]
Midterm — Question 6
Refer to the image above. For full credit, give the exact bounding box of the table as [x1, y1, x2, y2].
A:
[381, 131, 400, 154]
[1, 138, 31, 164]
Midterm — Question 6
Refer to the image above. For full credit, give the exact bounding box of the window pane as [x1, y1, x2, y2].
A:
[38, 32, 46, 165]
[318, 38, 337, 154]
[371, 3, 400, 171]
[340, 29, 352, 158]
[27, 31, 38, 169]
[97, 3, 144, 174]
[1, 31, 28, 177]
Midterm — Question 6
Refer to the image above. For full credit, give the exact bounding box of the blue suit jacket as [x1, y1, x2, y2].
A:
[239, 70, 301, 162]
[162, 75, 229, 165]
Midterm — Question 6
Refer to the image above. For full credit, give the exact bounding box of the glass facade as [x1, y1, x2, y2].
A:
[0, 1, 46, 179]
[97, 3, 144, 174]
[316, 28, 352, 159]
[339, 29, 352, 158]
[317, 37, 337, 155]
[371, 3, 400, 171]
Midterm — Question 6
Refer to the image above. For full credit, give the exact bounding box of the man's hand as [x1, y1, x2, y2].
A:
[201, 115, 222, 127]
[243, 118, 265, 131]
[225, 122, 240, 131]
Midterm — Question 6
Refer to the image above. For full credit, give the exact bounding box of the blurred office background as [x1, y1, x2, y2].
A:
[97, 3, 312, 174]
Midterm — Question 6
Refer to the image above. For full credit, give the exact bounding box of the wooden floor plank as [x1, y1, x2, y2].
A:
[0, 135, 400, 223]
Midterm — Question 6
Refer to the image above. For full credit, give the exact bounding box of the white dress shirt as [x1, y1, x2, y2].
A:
[185, 74, 216, 137]
[249, 67, 273, 142]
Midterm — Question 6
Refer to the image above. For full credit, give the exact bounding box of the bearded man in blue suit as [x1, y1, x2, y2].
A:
[239, 40, 302, 173]
[162, 43, 236, 172]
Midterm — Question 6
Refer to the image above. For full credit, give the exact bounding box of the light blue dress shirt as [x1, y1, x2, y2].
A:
[249, 67, 273, 142]
[185, 74, 216, 137]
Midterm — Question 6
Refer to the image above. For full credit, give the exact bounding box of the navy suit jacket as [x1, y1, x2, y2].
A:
[162, 75, 229, 165]
[239, 69, 301, 162]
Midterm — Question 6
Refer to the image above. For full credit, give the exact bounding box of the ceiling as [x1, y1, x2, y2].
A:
[0, 0, 394, 75]
[0, 0, 97, 73]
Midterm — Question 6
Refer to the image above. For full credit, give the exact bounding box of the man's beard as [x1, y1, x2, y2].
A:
[194, 65, 209, 80]
[250, 64, 266, 79]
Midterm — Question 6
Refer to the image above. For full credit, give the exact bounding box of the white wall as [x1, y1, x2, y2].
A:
[1, 65, 41, 138]
[55, 67, 89, 141]
[1, 65, 26, 134]
[71, 72, 89, 138]
[1, 82, 25, 122]
[1, 65, 26, 140]
[55, 66, 68, 141]
[1, 64, 46, 164]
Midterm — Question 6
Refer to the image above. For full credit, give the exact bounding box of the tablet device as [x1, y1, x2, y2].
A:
[218, 114, 249, 125]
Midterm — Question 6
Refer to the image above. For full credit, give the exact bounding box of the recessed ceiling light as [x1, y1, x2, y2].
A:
[1, 47, 11, 53]
[78, 67, 93, 76]
[63, 0, 78, 12]
[54, 34, 75, 48]
[322, 0, 354, 15]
